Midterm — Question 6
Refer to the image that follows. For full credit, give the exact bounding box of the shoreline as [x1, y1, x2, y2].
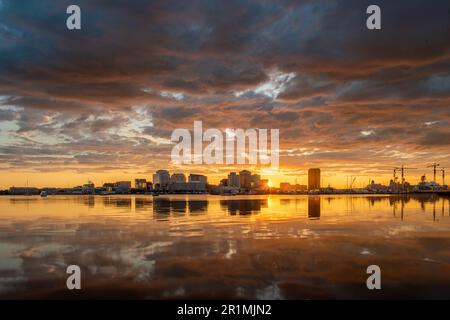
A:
[0, 191, 448, 197]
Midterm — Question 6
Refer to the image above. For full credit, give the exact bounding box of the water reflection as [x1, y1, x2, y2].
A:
[153, 198, 171, 218]
[135, 198, 152, 211]
[103, 197, 131, 208]
[171, 200, 187, 215]
[1, 194, 450, 299]
[189, 200, 208, 214]
[151, 198, 208, 218]
[308, 197, 321, 220]
[220, 199, 267, 215]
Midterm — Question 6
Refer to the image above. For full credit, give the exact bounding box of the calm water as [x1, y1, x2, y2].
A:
[0, 194, 450, 299]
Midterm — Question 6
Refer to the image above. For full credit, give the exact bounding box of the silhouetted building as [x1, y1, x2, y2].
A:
[82, 181, 95, 194]
[188, 174, 207, 184]
[164, 173, 207, 193]
[153, 170, 170, 190]
[171, 173, 186, 183]
[251, 174, 261, 188]
[134, 178, 147, 190]
[308, 168, 321, 190]
[114, 181, 131, 193]
[8, 187, 39, 195]
[280, 182, 291, 191]
[103, 183, 114, 193]
[228, 172, 240, 188]
[280, 182, 307, 192]
[259, 179, 269, 190]
[239, 170, 252, 189]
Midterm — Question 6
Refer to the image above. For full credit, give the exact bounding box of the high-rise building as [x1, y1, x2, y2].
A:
[82, 181, 95, 194]
[171, 173, 186, 183]
[153, 170, 170, 189]
[188, 174, 207, 184]
[259, 179, 269, 190]
[228, 172, 240, 188]
[169, 173, 188, 192]
[251, 174, 261, 188]
[239, 170, 252, 189]
[103, 183, 114, 193]
[308, 168, 321, 190]
[280, 182, 292, 192]
[114, 181, 131, 193]
[114, 181, 131, 188]
[134, 178, 147, 190]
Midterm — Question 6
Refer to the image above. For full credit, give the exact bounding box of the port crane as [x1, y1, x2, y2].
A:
[346, 175, 372, 189]
[441, 168, 446, 186]
[392, 167, 399, 182]
[395, 165, 417, 184]
[427, 163, 440, 182]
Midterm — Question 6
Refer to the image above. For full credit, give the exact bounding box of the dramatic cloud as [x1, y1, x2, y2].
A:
[0, 0, 449, 186]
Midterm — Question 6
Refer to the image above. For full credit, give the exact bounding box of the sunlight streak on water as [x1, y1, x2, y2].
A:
[0, 194, 450, 299]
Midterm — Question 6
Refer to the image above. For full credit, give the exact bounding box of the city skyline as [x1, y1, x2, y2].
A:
[2, 164, 448, 191]
[1, 1, 450, 189]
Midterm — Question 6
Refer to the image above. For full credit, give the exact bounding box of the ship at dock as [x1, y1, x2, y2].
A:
[413, 174, 448, 194]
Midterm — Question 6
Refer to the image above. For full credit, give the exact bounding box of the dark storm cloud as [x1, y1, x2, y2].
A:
[421, 130, 450, 146]
[1, 0, 445, 100]
[0, 0, 449, 172]
[0, 108, 17, 121]
[157, 106, 197, 121]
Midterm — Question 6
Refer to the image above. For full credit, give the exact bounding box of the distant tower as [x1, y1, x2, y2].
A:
[308, 168, 321, 190]
[171, 173, 186, 183]
[227, 172, 240, 188]
[153, 170, 171, 190]
[239, 170, 252, 189]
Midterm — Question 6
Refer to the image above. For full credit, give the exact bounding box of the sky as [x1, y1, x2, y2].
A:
[0, 0, 449, 188]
